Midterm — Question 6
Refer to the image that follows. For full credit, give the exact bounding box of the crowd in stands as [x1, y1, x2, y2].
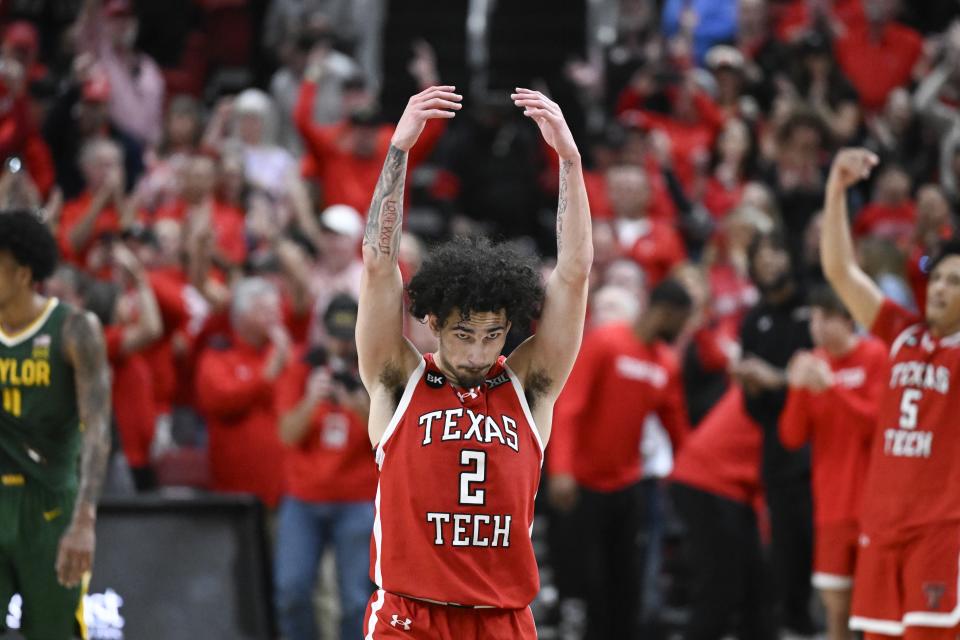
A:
[5, 0, 960, 637]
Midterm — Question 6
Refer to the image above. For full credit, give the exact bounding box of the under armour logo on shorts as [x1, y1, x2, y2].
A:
[391, 614, 412, 630]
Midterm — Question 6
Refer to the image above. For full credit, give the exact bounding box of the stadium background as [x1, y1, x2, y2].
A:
[0, 0, 957, 637]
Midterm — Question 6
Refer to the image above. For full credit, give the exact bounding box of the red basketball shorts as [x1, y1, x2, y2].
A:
[362, 589, 537, 639]
[851, 521, 960, 636]
[812, 520, 859, 590]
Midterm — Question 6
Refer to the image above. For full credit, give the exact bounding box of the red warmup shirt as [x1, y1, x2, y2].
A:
[852, 201, 916, 247]
[154, 199, 247, 266]
[778, 339, 887, 526]
[372, 354, 543, 608]
[836, 22, 923, 112]
[619, 218, 687, 286]
[196, 337, 285, 508]
[104, 324, 158, 469]
[861, 299, 960, 541]
[670, 386, 762, 505]
[550, 323, 689, 491]
[295, 80, 446, 213]
[275, 352, 377, 503]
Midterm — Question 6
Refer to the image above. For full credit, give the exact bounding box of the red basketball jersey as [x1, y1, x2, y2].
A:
[862, 299, 960, 539]
[370, 353, 544, 609]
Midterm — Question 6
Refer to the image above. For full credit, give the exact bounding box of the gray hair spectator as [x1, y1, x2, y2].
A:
[196, 276, 290, 508]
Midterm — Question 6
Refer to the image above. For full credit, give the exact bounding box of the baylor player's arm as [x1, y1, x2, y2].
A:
[56, 310, 111, 588]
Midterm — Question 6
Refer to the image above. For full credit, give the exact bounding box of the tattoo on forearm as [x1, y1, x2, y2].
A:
[364, 145, 408, 260]
[379, 200, 400, 254]
[557, 160, 572, 252]
[63, 312, 112, 509]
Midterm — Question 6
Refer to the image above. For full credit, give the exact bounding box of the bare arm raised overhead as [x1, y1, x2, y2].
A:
[357, 85, 461, 445]
[821, 148, 884, 329]
[506, 89, 593, 443]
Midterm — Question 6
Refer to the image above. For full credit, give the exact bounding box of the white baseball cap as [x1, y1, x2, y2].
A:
[320, 204, 364, 239]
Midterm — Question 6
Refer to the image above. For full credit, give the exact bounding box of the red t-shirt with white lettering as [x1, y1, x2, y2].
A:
[778, 339, 886, 526]
[550, 323, 689, 491]
[862, 299, 960, 540]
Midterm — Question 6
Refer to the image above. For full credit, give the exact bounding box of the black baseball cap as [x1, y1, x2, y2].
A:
[323, 294, 359, 340]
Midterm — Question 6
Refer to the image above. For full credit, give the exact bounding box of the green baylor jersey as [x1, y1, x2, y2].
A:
[0, 298, 81, 491]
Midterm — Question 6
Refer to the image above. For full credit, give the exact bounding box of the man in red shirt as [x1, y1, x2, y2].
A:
[549, 278, 692, 639]
[154, 153, 246, 268]
[274, 294, 376, 640]
[607, 164, 687, 286]
[779, 285, 886, 640]
[195, 277, 290, 508]
[822, 148, 960, 640]
[834, 0, 923, 113]
[58, 138, 133, 273]
[295, 47, 446, 213]
[615, 73, 725, 193]
[853, 165, 916, 248]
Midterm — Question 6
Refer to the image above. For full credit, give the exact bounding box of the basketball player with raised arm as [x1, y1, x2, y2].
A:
[357, 85, 592, 638]
[822, 149, 960, 640]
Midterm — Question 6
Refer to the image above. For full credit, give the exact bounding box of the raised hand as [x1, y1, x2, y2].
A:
[827, 148, 879, 190]
[391, 85, 461, 151]
[305, 42, 332, 82]
[511, 88, 580, 161]
[111, 243, 145, 282]
[408, 39, 439, 89]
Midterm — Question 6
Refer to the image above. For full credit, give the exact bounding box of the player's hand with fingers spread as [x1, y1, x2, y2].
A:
[56, 508, 96, 588]
[827, 148, 879, 191]
[511, 88, 580, 161]
[391, 85, 462, 151]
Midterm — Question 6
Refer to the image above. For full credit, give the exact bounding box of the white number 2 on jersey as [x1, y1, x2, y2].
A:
[899, 389, 922, 430]
[459, 450, 487, 505]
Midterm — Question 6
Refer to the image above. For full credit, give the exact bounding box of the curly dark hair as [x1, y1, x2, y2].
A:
[407, 236, 544, 329]
[0, 209, 58, 282]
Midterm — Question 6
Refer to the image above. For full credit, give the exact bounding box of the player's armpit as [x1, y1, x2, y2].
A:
[507, 269, 589, 391]
[62, 310, 112, 512]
